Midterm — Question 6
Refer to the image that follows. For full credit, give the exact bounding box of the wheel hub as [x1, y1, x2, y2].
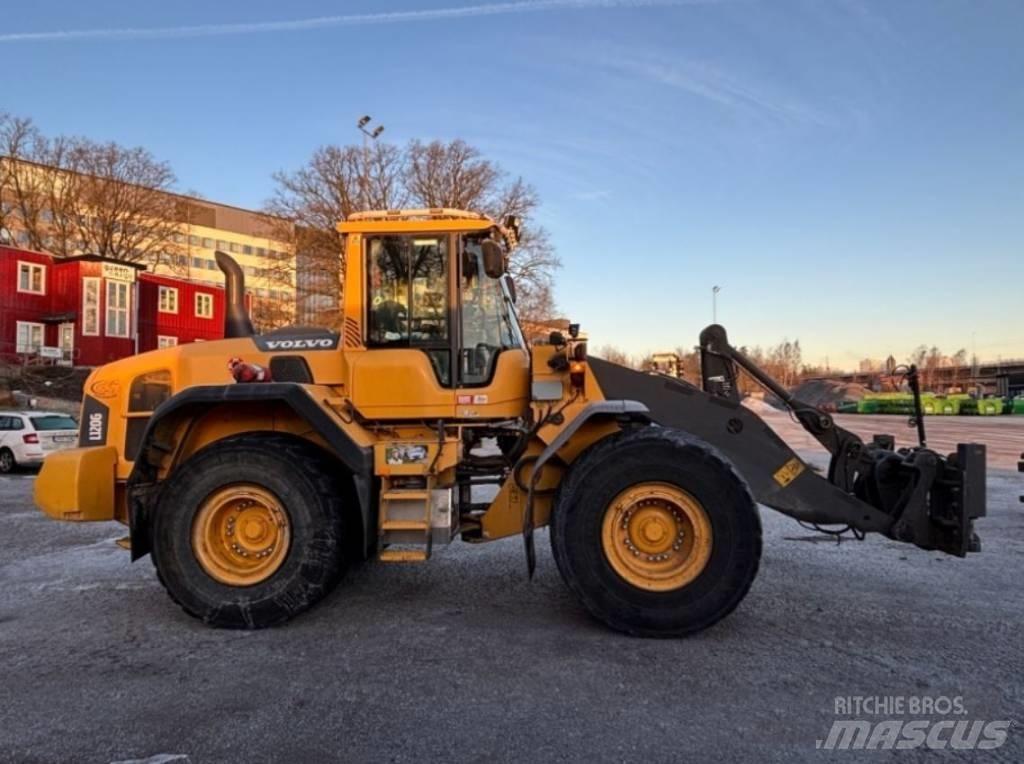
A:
[191, 485, 290, 586]
[601, 483, 713, 591]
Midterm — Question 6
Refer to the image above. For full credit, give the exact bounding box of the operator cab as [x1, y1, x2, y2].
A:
[340, 209, 530, 421]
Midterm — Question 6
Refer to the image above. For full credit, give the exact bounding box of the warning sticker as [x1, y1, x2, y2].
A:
[773, 457, 806, 487]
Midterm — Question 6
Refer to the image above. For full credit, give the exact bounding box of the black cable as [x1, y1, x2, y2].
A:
[797, 520, 866, 545]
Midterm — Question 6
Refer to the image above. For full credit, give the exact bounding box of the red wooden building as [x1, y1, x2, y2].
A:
[0, 245, 235, 366]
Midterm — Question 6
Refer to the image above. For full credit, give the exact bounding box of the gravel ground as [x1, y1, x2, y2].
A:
[0, 416, 1021, 763]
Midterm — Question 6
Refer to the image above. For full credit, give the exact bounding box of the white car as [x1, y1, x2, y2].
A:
[0, 411, 79, 473]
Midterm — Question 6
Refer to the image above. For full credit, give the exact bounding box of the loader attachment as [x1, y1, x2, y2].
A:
[589, 325, 985, 557]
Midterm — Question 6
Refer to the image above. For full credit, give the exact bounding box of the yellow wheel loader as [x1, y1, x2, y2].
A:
[34, 209, 986, 636]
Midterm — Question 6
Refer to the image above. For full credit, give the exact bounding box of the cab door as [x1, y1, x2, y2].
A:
[453, 237, 530, 420]
[348, 233, 457, 420]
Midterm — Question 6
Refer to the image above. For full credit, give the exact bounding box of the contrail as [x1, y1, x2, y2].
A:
[0, 0, 712, 44]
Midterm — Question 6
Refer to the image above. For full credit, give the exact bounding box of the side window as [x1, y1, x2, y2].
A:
[367, 237, 409, 344]
[367, 236, 449, 346]
[0, 416, 10, 431]
[367, 235, 450, 385]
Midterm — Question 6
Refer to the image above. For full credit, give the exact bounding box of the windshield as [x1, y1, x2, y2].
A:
[30, 415, 78, 431]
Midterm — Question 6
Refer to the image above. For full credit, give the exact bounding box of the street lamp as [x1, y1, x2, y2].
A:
[712, 285, 721, 324]
[357, 115, 385, 142]
[356, 115, 386, 208]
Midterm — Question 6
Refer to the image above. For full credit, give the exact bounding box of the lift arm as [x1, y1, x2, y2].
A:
[589, 325, 985, 557]
[697, 324, 984, 556]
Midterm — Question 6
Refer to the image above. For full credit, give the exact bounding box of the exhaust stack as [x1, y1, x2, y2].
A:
[214, 251, 255, 338]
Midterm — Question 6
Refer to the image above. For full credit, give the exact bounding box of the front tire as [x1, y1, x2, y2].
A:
[151, 434, 347, 629]
[550, 427, 761, 637]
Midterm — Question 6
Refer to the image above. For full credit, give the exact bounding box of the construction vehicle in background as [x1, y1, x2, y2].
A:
[34, 209, 986, 636]
[648, 352, 684, 380]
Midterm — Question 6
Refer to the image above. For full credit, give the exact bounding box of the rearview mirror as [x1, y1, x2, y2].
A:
[481, 240, 505, 279]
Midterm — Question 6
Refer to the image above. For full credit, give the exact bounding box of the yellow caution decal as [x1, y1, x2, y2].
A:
[773, 457, 806, 488]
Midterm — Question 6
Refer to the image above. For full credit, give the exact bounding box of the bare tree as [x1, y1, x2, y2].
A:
[65, 140, 181, 266]
[405, 141, 560, 323]
[950, 348, 968, 389]
[596, 344, 633, 367]
[488, 177, 560, 324]
[268, 137, 560, 329]
[1, 113, 182, 267]
[1, 113, 52, 249]
[923, 345, 945, 391]
[266, 142, 407, 326]
[405, 139, 500, 210]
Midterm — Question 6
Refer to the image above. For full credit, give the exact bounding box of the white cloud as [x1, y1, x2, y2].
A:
[609, 54, 834, 127]
[572, 189, 613, 201]
[0, 0, 718, 44]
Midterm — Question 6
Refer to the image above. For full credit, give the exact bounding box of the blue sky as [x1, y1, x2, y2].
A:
[3, 0, 1022, 368]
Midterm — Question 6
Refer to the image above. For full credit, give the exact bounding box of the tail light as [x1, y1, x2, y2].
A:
[23, 433, 39, 444]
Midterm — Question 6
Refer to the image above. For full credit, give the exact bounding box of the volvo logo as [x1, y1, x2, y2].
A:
[264, 338, 335, 350]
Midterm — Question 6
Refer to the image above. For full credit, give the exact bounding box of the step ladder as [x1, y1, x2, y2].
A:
[378, 478, 434, 562]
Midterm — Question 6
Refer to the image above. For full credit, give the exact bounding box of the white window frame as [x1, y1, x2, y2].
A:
[82, 277, 101, 336]
[105, 281, 131, 338]
[195, 292, 214, 319]
[158, 285, 179, 314]
[157, 335, 178, 349]
[15, 321, 45, 353]
[17, 261, 46, 295]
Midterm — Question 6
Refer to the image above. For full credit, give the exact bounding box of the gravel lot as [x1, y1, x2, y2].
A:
[1, 414, 1021, 763]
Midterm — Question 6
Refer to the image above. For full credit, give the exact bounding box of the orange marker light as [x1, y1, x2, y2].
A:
[570, 361, 586, 389]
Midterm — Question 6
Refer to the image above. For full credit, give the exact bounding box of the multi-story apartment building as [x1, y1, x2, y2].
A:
[149, 196, 296, 325]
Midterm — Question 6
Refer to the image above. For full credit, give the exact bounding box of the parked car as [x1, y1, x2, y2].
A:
[0, 412, 79, 473]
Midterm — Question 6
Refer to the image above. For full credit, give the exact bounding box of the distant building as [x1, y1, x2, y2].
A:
[0, 244, 241, 366]
[0, 156, 295, 325]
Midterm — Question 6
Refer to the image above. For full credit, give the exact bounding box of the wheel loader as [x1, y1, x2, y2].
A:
[34, 208, 986, 636]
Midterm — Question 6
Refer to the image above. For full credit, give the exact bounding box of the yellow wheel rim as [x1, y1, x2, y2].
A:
[601, 482, 713, 592]
[191, 484, 291, 587]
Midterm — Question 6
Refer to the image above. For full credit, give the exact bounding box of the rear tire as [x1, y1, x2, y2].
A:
[151, 434, 347, 629]
[550, 427, 761, 637]
[0, 448, 16, 474]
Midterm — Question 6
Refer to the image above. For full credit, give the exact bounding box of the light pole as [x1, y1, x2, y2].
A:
[356, 115, 385, 207]
[712, 285, 721, 324]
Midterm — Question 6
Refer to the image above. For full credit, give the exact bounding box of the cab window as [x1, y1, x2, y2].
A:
[459, 238, 524, 386]
[366, 235, 451, 384]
